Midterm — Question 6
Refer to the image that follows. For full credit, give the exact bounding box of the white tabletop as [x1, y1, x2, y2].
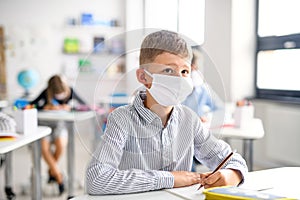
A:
[211, 118, 265, 140]
[0, 100, 8, 108]
[71, 167, 300, 200]
[241, 167, 300, 199]
[0, 126, 51, 154]
[38, 110, 95, 122]
[72, 189, 184, 200]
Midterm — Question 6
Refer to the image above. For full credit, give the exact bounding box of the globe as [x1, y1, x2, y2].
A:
[17, 69, 39, 97]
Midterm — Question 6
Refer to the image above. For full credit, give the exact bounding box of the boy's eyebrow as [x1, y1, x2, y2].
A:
[162, 62, 190, 68]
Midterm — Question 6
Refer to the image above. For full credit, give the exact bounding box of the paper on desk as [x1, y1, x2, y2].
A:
[165, 184, 205, 200]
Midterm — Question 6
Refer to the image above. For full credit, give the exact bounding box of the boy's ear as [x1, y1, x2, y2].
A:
[136, 68, 148, 84]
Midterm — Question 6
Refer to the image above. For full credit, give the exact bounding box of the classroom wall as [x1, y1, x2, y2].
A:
[202, 0, 255, 102]
[254, 100, 300, 167]
[0, 0, 125, 102]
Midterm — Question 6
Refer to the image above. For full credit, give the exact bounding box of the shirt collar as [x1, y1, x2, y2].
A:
[133, 90, 179, 126]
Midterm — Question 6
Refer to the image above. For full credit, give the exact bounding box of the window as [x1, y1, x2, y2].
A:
[144, 0, 205, 45]
[256, 0, 300, 102]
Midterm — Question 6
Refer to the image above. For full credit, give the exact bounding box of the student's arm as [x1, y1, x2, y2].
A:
[85, 112, 174, 195]
[193, 122, 248, 188]
[30, 90, 47, 110]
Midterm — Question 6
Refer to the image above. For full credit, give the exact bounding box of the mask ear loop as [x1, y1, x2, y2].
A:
[143, 69, 153, 78]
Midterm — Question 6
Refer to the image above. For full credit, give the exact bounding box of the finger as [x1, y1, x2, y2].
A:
[203, 171, 221, 185]
[203, 179, 224, 189]
[200, 172, 211, 179]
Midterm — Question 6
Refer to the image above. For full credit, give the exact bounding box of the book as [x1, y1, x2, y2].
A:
[203, 186, 296, 200]
[0, 137, 17, 141]
[0, 132, 19, 141]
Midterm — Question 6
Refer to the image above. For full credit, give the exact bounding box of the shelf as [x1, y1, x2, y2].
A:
[74, 72, 125, 81]
[62, 25, 125, 37]
[63, 25, 123, 30]
[62, 52, 124, 57]
[61, 22, 127, 99]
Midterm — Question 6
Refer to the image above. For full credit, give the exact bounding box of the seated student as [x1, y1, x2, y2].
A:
[86, 30, 248, 195]
[182, 48, 225, 172]
[182, 48, 224, 123]
[30, 74, 86, 195]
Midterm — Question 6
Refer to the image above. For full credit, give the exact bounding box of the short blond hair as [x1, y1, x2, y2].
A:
[139, 30, 192, 66]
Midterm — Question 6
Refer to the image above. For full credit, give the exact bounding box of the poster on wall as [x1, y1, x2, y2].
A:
[0, 27, 7, 99]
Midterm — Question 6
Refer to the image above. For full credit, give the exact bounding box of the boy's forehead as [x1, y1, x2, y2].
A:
[152, 52, 191, 66]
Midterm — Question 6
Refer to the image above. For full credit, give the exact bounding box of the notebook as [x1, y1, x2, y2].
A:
[203, 186, 296, 200]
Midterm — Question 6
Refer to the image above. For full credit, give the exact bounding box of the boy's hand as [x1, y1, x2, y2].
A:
[171, 171, 201, 188]
[199, 169, 242, 188]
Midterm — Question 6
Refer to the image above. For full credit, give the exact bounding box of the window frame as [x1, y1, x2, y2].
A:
[255, 0, 300, 103]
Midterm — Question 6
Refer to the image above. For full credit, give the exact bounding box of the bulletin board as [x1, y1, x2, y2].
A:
[0, 27, 7, 99]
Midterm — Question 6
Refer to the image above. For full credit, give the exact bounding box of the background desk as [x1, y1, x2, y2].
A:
[0, 126, 51, 200]
[38, 111, 95, 198]
[211, 118, 264, 171]
[71, 167, 300, 200]
[0, 100, 8, 110]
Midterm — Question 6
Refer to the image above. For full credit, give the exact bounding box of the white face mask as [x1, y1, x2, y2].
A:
[191, 70, 204, 87]
[144, 70, 193, 106]
[55, 92, 67, 100]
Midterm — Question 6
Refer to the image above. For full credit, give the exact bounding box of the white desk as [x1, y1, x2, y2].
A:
[0, 100, 8, 109]
[72, 190, 184, 200]
[0, 126, 51, 200]
[38, 111, 96, 199]
[240, 167, 300, 199]
[71, 167, 300, 200]
[210, 118, 264, 171]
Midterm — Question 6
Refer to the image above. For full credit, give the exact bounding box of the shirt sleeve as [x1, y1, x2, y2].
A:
[202, 83, 224, 113]
[193, 121, 248, 184]
[30, 89, 47, 110]
[85, 112, 174, 195]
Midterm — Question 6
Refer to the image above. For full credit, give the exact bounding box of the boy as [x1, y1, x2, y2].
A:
[86, 30, 247, 195]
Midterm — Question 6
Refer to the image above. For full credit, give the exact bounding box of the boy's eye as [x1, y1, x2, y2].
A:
[163, 68, 175, 74]
[181, 69, 190, 76]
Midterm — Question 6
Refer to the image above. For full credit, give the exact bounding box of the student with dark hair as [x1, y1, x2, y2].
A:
[31, 74, 85, 195]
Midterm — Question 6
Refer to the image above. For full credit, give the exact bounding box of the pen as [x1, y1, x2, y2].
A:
[197, 150, 236, 190]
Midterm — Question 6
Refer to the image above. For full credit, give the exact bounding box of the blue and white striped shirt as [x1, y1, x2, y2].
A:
[86, 91, 248, 195]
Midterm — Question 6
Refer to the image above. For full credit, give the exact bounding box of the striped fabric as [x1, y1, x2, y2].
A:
[86, 91, 248, 195]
